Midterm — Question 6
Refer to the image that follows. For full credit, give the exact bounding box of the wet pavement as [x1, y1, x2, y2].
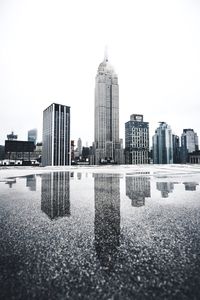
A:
[1, 166, 200, 299]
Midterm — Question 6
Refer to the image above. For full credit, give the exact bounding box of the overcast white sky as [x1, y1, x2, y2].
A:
[0, 0, 200, 147]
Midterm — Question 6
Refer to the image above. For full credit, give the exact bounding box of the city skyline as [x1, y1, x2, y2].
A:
[0, 0, 200, 146]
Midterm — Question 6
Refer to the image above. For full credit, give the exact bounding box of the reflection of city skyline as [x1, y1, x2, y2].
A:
[41, 172, 70, 220]
[156, 181, 199, 197]
[126, 175, 151, 207]
[93, 174, 121, 270]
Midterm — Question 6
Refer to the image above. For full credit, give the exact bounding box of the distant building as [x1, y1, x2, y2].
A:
[0, 145, 5, 160]
[28, 129, 37, 145]
[77, 138, 82, 156]
[42, 103, 70, 166]
[172, 134, 181, 164]
[5, 140, 35, 163]
[7, 131, 17, 140]
[71, 140, 75, 164]
[152, 122, 173, 164]
[82, 147, 89, 161]
[32, 142, 42, 163]
[181, 129, 199, 163]
[94, 52, 123, 164]
[188, 150, 200, 164]
[125, 114, 149, 164]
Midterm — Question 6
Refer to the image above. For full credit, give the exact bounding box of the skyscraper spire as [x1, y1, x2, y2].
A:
[104, 46, 108, 62]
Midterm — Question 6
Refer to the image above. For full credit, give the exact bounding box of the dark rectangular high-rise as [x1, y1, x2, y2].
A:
[42, 103, 70, 166]
[125, 114, 149, 164]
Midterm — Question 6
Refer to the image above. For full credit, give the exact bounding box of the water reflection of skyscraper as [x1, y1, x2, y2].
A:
[26, 175, 36, 191]
[41, 172, 70, 220]
[77, 173, 82, 180]
[183, 182, 199, 191]
[156, 182, 174, 198]
[94, 174, 120, 270]
[126, 175, 151, 207]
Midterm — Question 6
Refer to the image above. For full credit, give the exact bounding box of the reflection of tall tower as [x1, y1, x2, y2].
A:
[126, 175, 151, 207]
[156, 182, 174, 198]
[94, 174, 120, 270]
[26, 175, 36, 191]
[41, 172, 70, 219]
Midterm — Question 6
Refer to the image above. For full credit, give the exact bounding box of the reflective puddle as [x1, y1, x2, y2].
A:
[1, 170, 200, 299]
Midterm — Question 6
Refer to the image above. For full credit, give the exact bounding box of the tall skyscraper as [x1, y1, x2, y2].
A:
[94, 52, 122, 164]
[181, 129, 199, 163]
[28, 129, 37, 145]
[152, 122, 173, 164]
[42, 103, 70, 166]
[125, 114, 149, 164]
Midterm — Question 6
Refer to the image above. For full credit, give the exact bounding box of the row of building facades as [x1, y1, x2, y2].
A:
[0, 53, 200, 165]
[41, 54, 199, 166]
[125, 116, 199, 165]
